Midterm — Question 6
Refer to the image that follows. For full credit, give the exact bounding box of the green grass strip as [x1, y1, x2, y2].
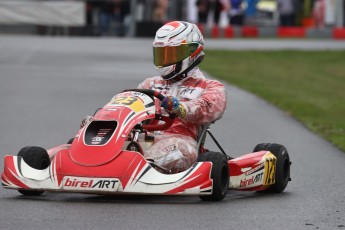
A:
[200, 50, 345, 152]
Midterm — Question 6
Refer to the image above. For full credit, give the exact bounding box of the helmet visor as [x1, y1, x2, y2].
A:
[153, 44, 193, 67]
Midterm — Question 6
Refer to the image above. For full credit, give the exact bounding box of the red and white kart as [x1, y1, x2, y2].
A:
[2, 89, 291, 201]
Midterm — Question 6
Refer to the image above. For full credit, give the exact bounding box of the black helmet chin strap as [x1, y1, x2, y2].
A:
[174, 55, 204, 82]
[162, 55, 204, 83]
[161, 62, 182, 81]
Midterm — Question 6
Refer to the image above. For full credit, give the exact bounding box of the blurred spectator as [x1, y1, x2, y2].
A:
[136, 0, 146, 22]
[212, 0, 222, 25]
[212, 0, 229, 26]
[313, 0, 325, 29]
[276, 0, 296, 26]
[187, 0, 198, 23]
[153, 0, 168, 22]
[120, 0, 130, 21]
[228, 0, 244, 26]
[245, 0, 259, 25]
[196, 0, 211, 24]
[97, 0, 122, 36]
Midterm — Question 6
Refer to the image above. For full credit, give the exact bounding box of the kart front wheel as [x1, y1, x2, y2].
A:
[17, 146, 50, 196]
[198, 152, 229, 201]
[253, 143, 291, 193]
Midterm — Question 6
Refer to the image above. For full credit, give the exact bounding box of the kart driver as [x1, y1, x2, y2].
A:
[137, 21, 227, 173]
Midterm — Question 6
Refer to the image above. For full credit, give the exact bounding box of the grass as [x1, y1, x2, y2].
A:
[199, 50, 345, 152]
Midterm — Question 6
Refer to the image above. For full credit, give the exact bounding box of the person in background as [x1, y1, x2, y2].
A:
[212, 0, 223, 26]
[276, 0, 296, 27]
[212, 0, 230, 26]
[97, 0, 123, 36]
[245, 0, 259, 25]
[229, 0, 244, 26]
[313, 0, 325, 29]
[196, 0, 211, 25]
[152, 0, 168, 23]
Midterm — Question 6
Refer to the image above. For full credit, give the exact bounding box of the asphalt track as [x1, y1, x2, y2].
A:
[0, 36, 345, 230]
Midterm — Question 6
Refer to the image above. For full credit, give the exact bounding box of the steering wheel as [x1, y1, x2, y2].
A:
[122, 89, 174, 131]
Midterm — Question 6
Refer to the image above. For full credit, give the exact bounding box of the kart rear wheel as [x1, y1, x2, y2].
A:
[198, 152, 229, 201]
[253, 143, 291, 193]
[17, 146, 50, 196]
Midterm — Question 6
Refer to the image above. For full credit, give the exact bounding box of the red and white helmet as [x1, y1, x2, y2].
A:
[153, 21, 205, 81]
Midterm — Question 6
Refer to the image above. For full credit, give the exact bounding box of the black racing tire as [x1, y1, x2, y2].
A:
[253, 143, 291, 193]
[17, 146, 50, 196]
[18, 189, 45, 196]
[198, 152, 229, 201]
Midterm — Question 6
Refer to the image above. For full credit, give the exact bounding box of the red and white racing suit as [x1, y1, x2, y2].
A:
[138, 67, 227, 172]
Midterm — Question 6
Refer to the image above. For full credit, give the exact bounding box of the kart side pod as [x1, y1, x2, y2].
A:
[228, 143, 291, 193]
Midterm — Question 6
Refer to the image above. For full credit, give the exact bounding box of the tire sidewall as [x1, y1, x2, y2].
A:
[198, 152, 229, 201]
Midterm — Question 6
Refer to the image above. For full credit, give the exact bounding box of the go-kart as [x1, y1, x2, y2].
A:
[2, 89, 291, 201]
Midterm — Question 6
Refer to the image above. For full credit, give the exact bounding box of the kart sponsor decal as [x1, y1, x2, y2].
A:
[109, 96, 145, 113]
[240, 167, 251, 173]
[62, 177, 120, 191]
[245, 163, 264, 176]
[263, 153, 276, 186]
[91, 128, 113, 145]
[240, 173, 263, 187]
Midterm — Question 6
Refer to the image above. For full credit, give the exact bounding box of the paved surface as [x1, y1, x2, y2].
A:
[0, 36, 345, 230]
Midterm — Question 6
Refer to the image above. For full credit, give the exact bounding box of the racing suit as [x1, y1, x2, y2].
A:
[138, 67, 227, 172]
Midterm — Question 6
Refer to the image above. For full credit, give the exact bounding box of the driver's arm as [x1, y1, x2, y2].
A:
[181, 80, 227, 125]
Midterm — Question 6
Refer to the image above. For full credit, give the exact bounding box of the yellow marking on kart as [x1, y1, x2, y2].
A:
[109, 96, 145, 113]
[263, 152, 276, 186]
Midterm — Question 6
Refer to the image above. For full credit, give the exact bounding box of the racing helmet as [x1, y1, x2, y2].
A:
[153, 21, 205, 81]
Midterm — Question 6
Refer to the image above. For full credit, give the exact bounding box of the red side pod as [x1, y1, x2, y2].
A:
[228, 151, 272, 191]
[229, 151, 268, 177]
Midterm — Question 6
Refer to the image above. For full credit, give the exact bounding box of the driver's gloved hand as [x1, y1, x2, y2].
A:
[161, 96, 186, 119]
